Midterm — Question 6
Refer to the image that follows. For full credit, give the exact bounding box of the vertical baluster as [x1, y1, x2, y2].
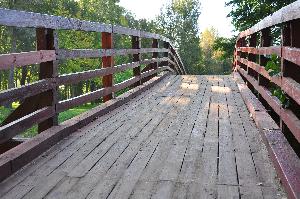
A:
[152, 39, 158, 77]
[163, 41, 173, 73]
[36, 28, 58, 133]
[132, 35, 141, 87]
[258, 29, 271, 87]
[248, 33, 257, 79]
[102, 32, 113, 102]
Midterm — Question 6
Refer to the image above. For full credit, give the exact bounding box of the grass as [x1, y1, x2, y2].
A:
[0, 103, 99, 138]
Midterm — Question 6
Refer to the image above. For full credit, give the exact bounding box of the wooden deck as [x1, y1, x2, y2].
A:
[0, 75, 286, 199]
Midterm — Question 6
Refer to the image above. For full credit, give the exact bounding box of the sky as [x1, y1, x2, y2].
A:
[119, 0, 236, 38]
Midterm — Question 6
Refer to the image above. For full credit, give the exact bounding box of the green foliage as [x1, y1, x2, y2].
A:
[156, 0, 201, 74]
[226, 0, 296, 31]
[270, 87, 290, 108]
[265, 54, 281, 76]
[265, 54, 289, 108]
[198, 28, 234, 75]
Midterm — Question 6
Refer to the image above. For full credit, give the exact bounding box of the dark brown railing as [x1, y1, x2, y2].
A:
[0, 8, 186, 145]
[234, 1, 300, 198]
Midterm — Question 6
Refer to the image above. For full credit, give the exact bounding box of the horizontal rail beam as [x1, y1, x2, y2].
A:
[237, 47, 281, 56]
[0, 8, 172, 43]
[0, 50, 56, 70]
[0, 107, 54, 144]
[237, 66, 300, 143]
[0, 79, 55, 105]
[57, 66, 171, 112]
[56, 48, 169, 60]
[57, 58, 168, 86]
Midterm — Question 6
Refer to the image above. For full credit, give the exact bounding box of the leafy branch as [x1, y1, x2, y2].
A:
[266, 54, 290, 108]
[265, 54, 281, 76]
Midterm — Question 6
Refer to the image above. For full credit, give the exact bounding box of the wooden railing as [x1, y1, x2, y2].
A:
[0, 8, 186, 145]
[234, 1, 300, 198]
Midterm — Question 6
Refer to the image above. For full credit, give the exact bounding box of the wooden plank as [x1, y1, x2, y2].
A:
[0, 107, 54, 144]
[0, 50, 56, 70]
[282, 77, 300, 107]
[282, 47, 300, 69]
[224, 76, 264, 198]
[22, 76, 186, 199]
[231, 77, 286, 198]
[85, 76, 196, 199]
[57, 59, 169, 86]
[182, 76, 219, 199]
[102, 32, 113, 102]
[0, 75, 176, 198]
[56, 48, 169, 60]
[217, 78, 239, 189]
[113, 25, 140, 37]
[0, 74, 170, 184]
[57, 62, 139, 86]
[151, 77, 208, 199]
[113, 77, 140, 93]
[0, 79, 55, 105]
[0, 8, 112, 33]
[237, 46, 281, 56]
[233, 72, 299, 199]
[57, 87, 114, 113]
[40, 76, 181, 199]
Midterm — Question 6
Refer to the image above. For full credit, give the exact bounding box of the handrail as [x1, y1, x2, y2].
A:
[0, 8, 186, 144]
[234, 1, 300, 198]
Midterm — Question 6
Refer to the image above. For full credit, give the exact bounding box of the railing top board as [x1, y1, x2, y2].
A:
[0, 8, 170, 42]
[238, 0, 300, 39]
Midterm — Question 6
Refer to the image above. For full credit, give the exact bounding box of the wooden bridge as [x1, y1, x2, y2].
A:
[0, 1, 300, 199]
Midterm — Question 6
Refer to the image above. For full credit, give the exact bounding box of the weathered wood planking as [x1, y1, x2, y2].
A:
[237, 46, 281, 56]
[56, 49, 169, 60]
[0, 75, 286, 199]
[17, 76, 185, 199]
[0, 79, 55, 105]
[0, 75, 176, 194]
[0, 107, 54, 144]
[0, 50, 56, 70]
[233, 72, 300, 199]
[0, 8, 111, 32]
[0, 74, 171, 184]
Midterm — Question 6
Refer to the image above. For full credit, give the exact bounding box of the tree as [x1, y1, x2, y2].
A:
[226, 0, 296, 31]
[156, 0, 201, 74]
[198, 27, 233, 75]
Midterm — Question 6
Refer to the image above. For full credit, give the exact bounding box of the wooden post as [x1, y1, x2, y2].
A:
[282, 19, 300, 80]
[102, 32, 113, 102]
[248, 33, 257, 79]
[163, 41, 172, 72]
[258, 28, 271, 87]
[132, 35, 141, 87]
[36, 28, 58, 133]
[152, 39, 159, 77]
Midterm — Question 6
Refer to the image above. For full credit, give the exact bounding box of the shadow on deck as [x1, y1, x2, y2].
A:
[0, 75, 286, 199]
